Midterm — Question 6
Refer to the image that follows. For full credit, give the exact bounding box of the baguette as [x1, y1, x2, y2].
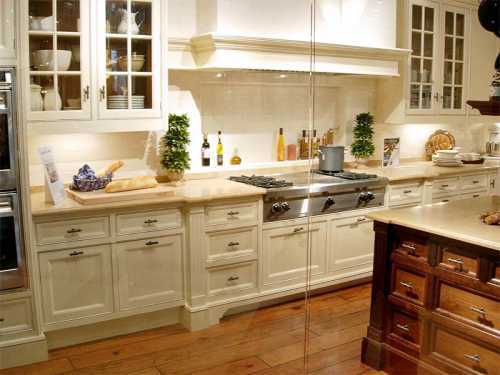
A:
[97, 160, 124, 177]
[105, 176, 159, 193]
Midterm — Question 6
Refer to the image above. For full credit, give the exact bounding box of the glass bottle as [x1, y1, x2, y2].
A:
[201, 132, 210, 167]
[216, 130, 223, 166]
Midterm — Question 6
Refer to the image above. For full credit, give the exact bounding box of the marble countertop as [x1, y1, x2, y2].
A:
[31, 178, 266, 217]
[368, 196, 500, 251]
[352, 161, 499, 182]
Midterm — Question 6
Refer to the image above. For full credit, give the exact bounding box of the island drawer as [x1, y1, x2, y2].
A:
[438, 246, 478, 278]
[389, 308, 420, 348]
[430, 325, 499, 375]
[438, 283, 499, 332]
[207, 261, 258, 301]
[460, 174, 488, 191]
[432, 177, 459, 196]
[205, 201, 259, 227]
[394, 233, 429, 262]
[391, 267, 426, 306]
[206, 226, 258, 265]
[36, 217, 110, 246]
[116, 209, 182, 236]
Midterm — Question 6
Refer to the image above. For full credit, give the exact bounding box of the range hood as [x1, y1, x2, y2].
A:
[168, 33, 410, 77]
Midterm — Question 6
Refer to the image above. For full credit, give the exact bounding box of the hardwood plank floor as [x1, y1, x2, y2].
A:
[2, 283, 385, 375]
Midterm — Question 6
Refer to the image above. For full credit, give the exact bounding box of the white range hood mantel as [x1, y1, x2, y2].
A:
[168, 33, 410, 77]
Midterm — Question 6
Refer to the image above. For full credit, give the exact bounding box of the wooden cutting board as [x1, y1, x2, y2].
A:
[66, 185, 175, 206]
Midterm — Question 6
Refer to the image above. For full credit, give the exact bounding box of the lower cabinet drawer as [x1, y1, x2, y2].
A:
[431, 325, 499, 375]
[438, 283, 499, 332]
[461, 174, 488, 191]
[390, 310, 420, 347]
[206, 226, 258, 265]
[394, 233, 429, 262]
[116, 209, 182, 236]
[36, 217, 110, 246]
[205, 201, 259, 226]
[207, 261, 258, 301]
[391, 267, 426, 306]
[0, 297, 33, 340]
[388, 183, 423, 206]
[433, 177, 459, 196]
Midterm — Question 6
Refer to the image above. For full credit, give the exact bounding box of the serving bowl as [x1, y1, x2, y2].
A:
[117, 55, 145, 71]
[32, 50, 72, 71]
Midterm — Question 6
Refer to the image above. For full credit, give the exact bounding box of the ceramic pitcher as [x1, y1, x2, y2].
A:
[117, 9, 142, 35]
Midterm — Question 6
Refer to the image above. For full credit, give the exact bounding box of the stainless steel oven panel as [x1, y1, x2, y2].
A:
[0, 68, 17, 191]
[0, 192, 26, 290]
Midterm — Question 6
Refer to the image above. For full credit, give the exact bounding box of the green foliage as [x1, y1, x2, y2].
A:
[161, 114, 191, 172]
[351, 112, 375, 159]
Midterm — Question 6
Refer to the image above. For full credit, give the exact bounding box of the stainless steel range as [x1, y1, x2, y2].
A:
[230, 171, 388, 222]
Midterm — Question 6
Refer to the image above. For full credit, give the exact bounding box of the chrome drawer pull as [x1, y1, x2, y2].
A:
[227, 275, 239, 282]
[401, 242, 417, 255]
[293, 227, 304, 233]
[399, 281, 414, 290]
[145, 241, 159, 246]
[447, 257, 465, 271]
[69, 251, 84, 257]
[395, 323, 410, 333]
[228, 241, 240, 247]
[464, 354, 481, 363]
[469, 306, 486, 317]
[227, 211, 240, 216]
[144, 219, 158, 225]
[67, 228, 82, 234]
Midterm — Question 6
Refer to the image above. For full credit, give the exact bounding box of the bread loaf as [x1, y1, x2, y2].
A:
[97, 160, 124, 177]
[105, 176, 159, 193]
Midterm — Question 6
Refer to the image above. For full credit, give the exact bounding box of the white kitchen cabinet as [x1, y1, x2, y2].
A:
[115, 235, 183, 311]
[262, 220, 327, 289]
[20, 0, 165, 129]
[407, 0, 469, 114]
[39, 245, 114, 324]
[0, 0, 16, 65]
[0, 295, 34, 341]
[329, 214, 374, 275]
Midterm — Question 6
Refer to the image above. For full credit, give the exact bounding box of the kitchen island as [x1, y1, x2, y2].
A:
[362, 197, 500, 374]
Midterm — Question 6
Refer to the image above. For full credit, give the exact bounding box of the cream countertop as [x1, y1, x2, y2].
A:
[31, 178, 266, 217]
[351, 161, 499, 182]
[368, 196, 500, 251]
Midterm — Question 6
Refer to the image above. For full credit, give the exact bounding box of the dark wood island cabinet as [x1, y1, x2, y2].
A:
[362, 198, 500, 375]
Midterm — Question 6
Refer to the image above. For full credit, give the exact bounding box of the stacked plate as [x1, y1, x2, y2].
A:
[432, 149, 463, 167]
[107, 95, 145, 109]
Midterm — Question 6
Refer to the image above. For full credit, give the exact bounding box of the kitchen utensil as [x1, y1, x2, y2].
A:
[117, 9, 143, 34]
[43, 87, 62, 111]
[425, 130, 456, 158]
[318, 145, 345, 172]
[30, 84, 44, 111]
[32, 50, 72, 71]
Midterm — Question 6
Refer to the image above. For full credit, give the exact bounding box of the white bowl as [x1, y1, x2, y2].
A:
[33, 50, 72, 71]
[117, 56, 145, 71]
[40, 16, 54, 31]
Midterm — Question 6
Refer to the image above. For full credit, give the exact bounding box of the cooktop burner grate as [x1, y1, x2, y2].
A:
[229, 175, 294, 189]
[314, 170, 378, 180]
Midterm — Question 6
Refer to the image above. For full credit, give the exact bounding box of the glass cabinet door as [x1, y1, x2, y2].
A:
[408, 2, 437, 113]
[440, 6, 467, 113]
[98, 0, 160, 119]
[26, 0, 90, 120]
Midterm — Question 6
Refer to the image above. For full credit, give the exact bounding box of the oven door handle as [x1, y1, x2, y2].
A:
[0, 202, 13, 217]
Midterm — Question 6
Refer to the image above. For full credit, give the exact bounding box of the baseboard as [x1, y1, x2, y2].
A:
[0, 335, 48, 370]
[46, 307, 182, 350]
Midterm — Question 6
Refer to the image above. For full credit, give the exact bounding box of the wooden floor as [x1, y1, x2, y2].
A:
[3, 283, 386, 375]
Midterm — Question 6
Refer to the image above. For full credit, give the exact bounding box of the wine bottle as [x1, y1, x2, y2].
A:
[201, 132, 210, 167]
[277, 128, 285, 161]
[216, 130, 224, 166]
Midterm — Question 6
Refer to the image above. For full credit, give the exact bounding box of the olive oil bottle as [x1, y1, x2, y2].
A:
[216, 130, 224, 166]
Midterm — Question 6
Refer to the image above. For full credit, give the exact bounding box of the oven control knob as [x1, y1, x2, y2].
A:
[271, 203, 283, 213]
[365, 192, 375, 201]
[324, 196, 335, 209]
[281, 202, 290, 211]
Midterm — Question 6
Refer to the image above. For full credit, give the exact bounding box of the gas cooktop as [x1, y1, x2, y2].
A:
[229, 175, 293, 189]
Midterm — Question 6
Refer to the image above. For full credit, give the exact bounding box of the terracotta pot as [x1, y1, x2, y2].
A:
[165, 170, 184, 182]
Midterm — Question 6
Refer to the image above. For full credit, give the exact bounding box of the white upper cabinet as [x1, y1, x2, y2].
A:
[407, 0, 469, 115]
[21, 0, 165, 131]
[0, 0, 16, 65]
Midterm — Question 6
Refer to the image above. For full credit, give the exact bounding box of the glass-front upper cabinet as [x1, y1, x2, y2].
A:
[25, 0, 90, 121]
[407, 1, 469, 115]
[97, 0, 161, 119]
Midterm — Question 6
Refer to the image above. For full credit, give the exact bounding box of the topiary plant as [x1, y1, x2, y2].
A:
[351, 112, 375, 160]
[160, 114, 191, 173]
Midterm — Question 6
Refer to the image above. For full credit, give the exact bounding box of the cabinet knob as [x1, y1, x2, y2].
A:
[83, 85, 90, 101]
[469, 306, 487, 318]
[401, 242, 417, 255]
[464, 354, 481, 363]
[67, 228, 82, 234]
[144, 219, 158, 225]
[99, 86, 106, 101]
[145, 241, 159, 247]
[293, 227, 304, 233]
[395, 323, 410, 333]
[447, 257, 465, 272]
[228, 241, 240, 248]
[356, 217, 367, 223]
[227, 275, 239, 282]
[403, 190, 413, 194]
[399, 281, 414, 290]
[227, 211, 240, 217]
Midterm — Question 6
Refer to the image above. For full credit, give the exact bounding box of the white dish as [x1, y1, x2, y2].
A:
[32, 50, 72, 71]
[30, 16, 53, 31]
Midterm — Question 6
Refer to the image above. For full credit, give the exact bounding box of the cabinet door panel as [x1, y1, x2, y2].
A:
[0, 0, 16, 63]
[39, 245, 114, 324]
[329, 215, 374, 274]
[262, 221, 327, 288]
[116, 235, 183, 310]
